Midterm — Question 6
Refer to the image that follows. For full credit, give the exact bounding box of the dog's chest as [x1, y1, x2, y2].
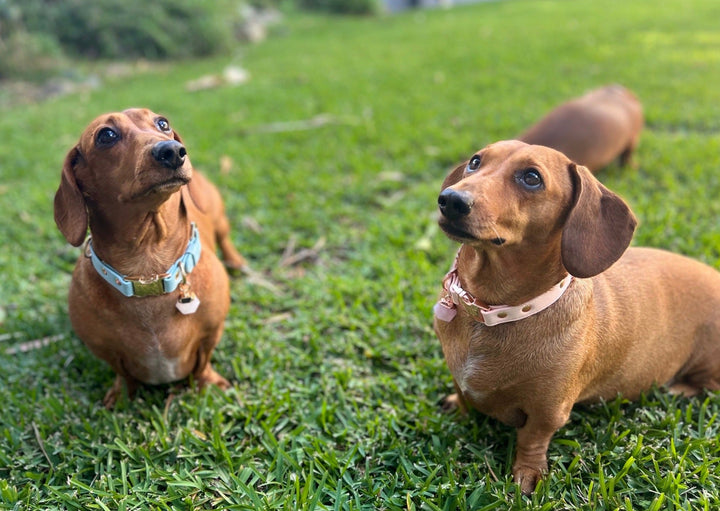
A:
[109, 289, 221, 384]
[454, 352, 509, 406]
[441, 316, 555, 408]
[128, 305, 192, 383]
[141, 344, 182, 384]
[72, 251, 229, 384]
[439, 321, 505, 402]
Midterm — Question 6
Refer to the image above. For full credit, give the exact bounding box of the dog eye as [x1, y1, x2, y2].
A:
[96, 127, 120, 147]
[517, 168, 544, 190]
[466, 155, 482, 172]
[155, 117, 171, 132]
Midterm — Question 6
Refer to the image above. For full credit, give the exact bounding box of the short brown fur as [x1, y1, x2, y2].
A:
[519, 85, 643, 172]
[435, 141, 720, 494]
[54, 108, 246, 408]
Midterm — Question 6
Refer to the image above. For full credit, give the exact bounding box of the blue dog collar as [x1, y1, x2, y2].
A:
[86, 223, 201, 298]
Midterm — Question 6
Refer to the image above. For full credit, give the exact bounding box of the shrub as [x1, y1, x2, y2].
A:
[298, 0, 380, 15]
[13, 0, 239, 60]
[0, 30, 66, 80]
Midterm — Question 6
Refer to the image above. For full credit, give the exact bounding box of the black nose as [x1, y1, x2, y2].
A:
[438, 188, 473, 220]
[152, 140, 187, 170]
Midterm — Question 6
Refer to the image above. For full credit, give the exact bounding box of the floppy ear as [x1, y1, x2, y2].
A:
[54, 147, 88, 247]
[561, 163, 637, 278]
[440, 161, 467, 191]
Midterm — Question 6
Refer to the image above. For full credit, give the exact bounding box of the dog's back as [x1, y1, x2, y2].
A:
[519, 85, 643, 172]
[576, 246, 720, 402]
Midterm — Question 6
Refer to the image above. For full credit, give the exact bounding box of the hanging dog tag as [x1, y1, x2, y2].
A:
[176, 293, 200, 315]
[433, 300, 457, 322]
[176, 283, 200, 315]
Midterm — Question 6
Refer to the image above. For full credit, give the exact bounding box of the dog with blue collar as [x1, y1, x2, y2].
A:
[54, 108, 246, 408]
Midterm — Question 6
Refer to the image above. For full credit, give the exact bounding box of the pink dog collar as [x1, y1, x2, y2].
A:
[434, 259, 573, 326]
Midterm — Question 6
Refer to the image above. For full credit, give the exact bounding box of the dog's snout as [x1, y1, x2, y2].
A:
[438, 188, 473, 220]
[152, 140, 187, 170]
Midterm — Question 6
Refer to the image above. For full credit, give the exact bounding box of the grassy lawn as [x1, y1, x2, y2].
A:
[2, 0, 720, 508]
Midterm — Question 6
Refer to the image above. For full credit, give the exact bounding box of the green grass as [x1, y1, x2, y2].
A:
[2, 0, 720, 508]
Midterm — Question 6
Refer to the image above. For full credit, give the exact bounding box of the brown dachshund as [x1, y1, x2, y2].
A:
[434, 140, 720, 494]
[519, 85, 643, 172]
[54, 108, 246, 408]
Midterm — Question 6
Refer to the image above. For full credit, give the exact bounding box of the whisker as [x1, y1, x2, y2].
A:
[489, 222, 506, 246]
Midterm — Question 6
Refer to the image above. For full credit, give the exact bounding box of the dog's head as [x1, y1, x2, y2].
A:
[54, 108, 191, 246]
[438, 140, 637, 278]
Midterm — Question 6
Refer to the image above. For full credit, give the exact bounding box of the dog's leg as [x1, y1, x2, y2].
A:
[196, 363, 231, 391]
[439, 380, 468, 414]
[512, 404, 572, 495]
[667, 382, 702, 397]
[668, 373, 720, 397]
[103, 374, 138, 409]
[618, 138, 638, 168]
[668, 336, 720, 397]
[193, 333, 230, 391]
[215, 213, 247, 271]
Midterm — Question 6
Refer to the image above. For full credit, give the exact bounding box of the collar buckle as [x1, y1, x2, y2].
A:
[448, 278, 488, 321]
[132, 273, 171, 297]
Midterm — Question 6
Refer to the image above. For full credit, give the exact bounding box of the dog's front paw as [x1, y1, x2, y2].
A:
[103, 387, 120, 409]
[225, 255, 247, 273]
[513, 464, 544, 495]
[196, 365, 231, 391]
[438, 393, 467, 414]
[102, 375, 137, 409]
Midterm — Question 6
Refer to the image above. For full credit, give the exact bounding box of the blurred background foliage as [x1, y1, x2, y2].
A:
[0, 0, 379, 80]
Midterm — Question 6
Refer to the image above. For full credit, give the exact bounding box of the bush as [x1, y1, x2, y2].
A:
[13, 0, 239, 60]
[0, 30, 66, 80]
[298, 0, 380, 15]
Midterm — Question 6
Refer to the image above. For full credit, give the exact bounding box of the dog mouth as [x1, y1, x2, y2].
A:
[133, 176, 190, 199]
[439, 220, 476, 242]
[439, 220, 506, 246]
